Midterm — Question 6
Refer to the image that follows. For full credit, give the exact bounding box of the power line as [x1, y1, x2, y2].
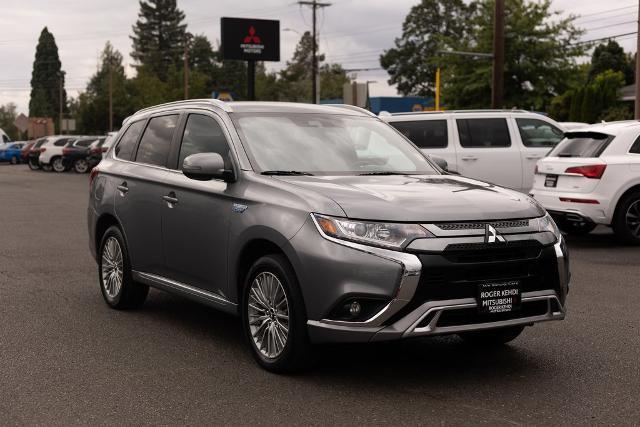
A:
[574, 4, 638, 21]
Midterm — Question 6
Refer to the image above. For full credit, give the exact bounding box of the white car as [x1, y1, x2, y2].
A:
[560, 122, 589, 131]
[0, 128, 11, 144]
[38, 135, 81, 172]
[530, 121, 640, 244]
[381, 110, 565, 192]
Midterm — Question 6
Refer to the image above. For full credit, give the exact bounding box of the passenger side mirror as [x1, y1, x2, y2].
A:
[182, 153, 234, 182]
[428, 154, 448, 172]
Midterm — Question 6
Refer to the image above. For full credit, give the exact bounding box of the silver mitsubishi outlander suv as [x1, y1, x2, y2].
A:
[88, 100, 569, 373]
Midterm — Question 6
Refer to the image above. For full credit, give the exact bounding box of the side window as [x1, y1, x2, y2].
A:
[178, 114, 232, 168]
[390, 120, 448, 148]
[630, 135, 640, 154]
[135, 115, 179, 167]
[457, 118, 511, 148]
[54, 138, 70, 147]
[115, 120, 146, 160]
[516, 118, 564, 147]
[2, 135, 9, 143]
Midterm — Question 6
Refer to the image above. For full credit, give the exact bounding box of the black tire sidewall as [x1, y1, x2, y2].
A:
[241, 254, 310, 373]
[614, 192, 640, 244]
[98, 226, 133, 308]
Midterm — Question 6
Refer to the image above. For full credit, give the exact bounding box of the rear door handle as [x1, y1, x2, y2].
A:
[461, 156, 478, 161]
[117, 182, 129, 195]
[162, 192, 179, 207]
[525, 155, 543, 160]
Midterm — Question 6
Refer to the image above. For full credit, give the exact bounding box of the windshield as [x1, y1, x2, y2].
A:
[231, 113, 439, 175]
[548, 132, 613, 158]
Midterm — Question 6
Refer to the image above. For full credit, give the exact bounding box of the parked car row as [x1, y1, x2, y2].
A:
[25, 133, 116, 173]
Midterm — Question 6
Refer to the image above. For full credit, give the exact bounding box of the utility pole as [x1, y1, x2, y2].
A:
[58, 71, 64, 134]
[298, 0, 331, 104]
[635, 0, 640, 119]
[184, 42, 190, 100]
[108, 57, 113, 132]
[491, 0, 505, 109]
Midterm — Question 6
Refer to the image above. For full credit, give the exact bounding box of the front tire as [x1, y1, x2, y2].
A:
[613, 192, 640, 245]
[242, 254, 313, 373]
[52, 157, 66, 173]
[98, 226, 148, 309]
[458, 325, 525, 346]
[28, 160, 40, 170]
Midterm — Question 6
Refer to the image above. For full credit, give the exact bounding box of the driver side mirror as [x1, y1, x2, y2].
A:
[182, 153, 234, 182]
[428, 154, 448, 172]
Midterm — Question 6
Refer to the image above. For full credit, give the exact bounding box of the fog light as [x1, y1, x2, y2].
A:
[349, 301, 361, 317]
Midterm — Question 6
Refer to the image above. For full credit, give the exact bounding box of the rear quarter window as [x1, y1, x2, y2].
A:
[115, 120, 146, 161]
[630, 135, 640, 154]
[389, 120, 448, 148]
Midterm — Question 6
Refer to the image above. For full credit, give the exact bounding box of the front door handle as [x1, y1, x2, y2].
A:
[162, 192, 179, 207]
[461, 156, 478, 161]
[117, 182, 129, 195]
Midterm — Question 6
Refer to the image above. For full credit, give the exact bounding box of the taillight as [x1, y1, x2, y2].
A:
[62, 148, 70, 155]
[39, 148, 46, 153]
[564, 164, 606, 179]
[89, 167, 99, 187]
[101, 147, 109, 152]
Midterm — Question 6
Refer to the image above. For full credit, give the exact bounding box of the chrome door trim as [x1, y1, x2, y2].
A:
[133, 271, 237, 314]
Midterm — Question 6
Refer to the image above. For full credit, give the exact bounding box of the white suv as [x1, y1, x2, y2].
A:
[38, 135, 81, 172]
[381, 110, 565, 192]
[530, 121, 640, 244]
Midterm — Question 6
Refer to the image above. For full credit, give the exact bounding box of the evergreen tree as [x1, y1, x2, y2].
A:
[130, 0, 187, 81]
[29, 27, 66, 127]
[589, 40, 633, 84]
[569, 88, 583, 122]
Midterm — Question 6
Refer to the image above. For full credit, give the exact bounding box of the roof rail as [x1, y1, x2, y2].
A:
[324, 104, 378, 117]
[390, 109, 531, 116]
[135, 99, 233, 115]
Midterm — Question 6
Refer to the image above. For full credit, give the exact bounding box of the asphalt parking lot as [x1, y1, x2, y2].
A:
[1, 163, 639, 425]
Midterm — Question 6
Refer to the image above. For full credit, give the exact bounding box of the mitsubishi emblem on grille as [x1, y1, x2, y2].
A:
[485, 224, 506, 243]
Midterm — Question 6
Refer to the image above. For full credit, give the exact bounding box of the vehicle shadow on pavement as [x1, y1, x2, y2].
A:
[563, 228, 632, 250]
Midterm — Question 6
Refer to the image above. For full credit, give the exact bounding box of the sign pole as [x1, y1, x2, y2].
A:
[247, 60, 256, 101]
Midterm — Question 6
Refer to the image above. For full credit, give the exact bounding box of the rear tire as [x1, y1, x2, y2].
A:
[241, 254, 314, 373]
[98, 226, 148, 309]
[73, 158, 89, 173]
[28, 160, 40, 170]
[458, 325, 525, 346]
[10, 156, 18, 165]
[556, 218, 596, 236]
[613, 192, 640, 245]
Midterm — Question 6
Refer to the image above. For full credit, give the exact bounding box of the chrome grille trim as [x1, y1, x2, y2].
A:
[435, 220, 530, 230]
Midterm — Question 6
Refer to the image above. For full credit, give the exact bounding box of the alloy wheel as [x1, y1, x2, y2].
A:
[626, 200, 640, 238]
[52, 158, 65, 172]
[247, 271, 290, 359]
[101, 236, 124, 299]
[74, 159, 89, 173]
[10, 156, 17, 165]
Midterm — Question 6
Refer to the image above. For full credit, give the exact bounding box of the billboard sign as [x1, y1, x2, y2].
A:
[221, 17, 280, 62]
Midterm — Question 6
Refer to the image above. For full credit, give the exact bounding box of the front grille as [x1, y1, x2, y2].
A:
[442, 241, 542, 263]
[435, 219, 530, 230]
[385, 245, 562, 326]
[434, 299, 549, 328]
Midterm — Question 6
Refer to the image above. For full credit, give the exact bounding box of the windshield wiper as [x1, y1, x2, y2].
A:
[358, 171, 407, 175]
[261, 170, 314, 176]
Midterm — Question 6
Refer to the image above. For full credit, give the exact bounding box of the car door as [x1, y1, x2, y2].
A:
[515, 117, 565, 191]
[113, 115, 179, 275]
[387, 118, 457, 171]
[454, 116, 523, 190]
[160, 112, 235, 296]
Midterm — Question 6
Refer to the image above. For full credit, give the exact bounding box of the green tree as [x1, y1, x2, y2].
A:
[444, 0, 585, 109]
[29, 27, 67, 129]
[130, 0, 188, 81]
[76, 42, 132, 133]
[380, 0, 473, 97]
[320, 63, 351, 100]
[588, 40, 633, 84]
[569, 88, 583, 122]
[0, 103, 20, 140]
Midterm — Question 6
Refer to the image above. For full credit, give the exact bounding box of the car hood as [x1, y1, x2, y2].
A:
[276, 174, 544, 222]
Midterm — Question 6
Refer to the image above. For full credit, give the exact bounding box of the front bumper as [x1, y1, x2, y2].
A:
[304, 218, 569, 344]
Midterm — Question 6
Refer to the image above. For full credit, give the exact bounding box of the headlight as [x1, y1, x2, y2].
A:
[538, 213, 561, 241]
[312, 213, 432, 250]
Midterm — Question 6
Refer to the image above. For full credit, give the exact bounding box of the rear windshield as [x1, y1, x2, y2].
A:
[548, 132, 613, 158]
[34, 139, 48, 148]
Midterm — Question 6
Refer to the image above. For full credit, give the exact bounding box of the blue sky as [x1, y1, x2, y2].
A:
[0, 0, 637, 114]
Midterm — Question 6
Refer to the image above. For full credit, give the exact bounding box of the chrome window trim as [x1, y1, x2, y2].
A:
[309, 213, 422, 328]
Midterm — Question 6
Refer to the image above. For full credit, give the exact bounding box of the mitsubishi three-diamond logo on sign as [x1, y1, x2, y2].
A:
[485, 224, 506, 243]
[241, 26, 264, 54]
